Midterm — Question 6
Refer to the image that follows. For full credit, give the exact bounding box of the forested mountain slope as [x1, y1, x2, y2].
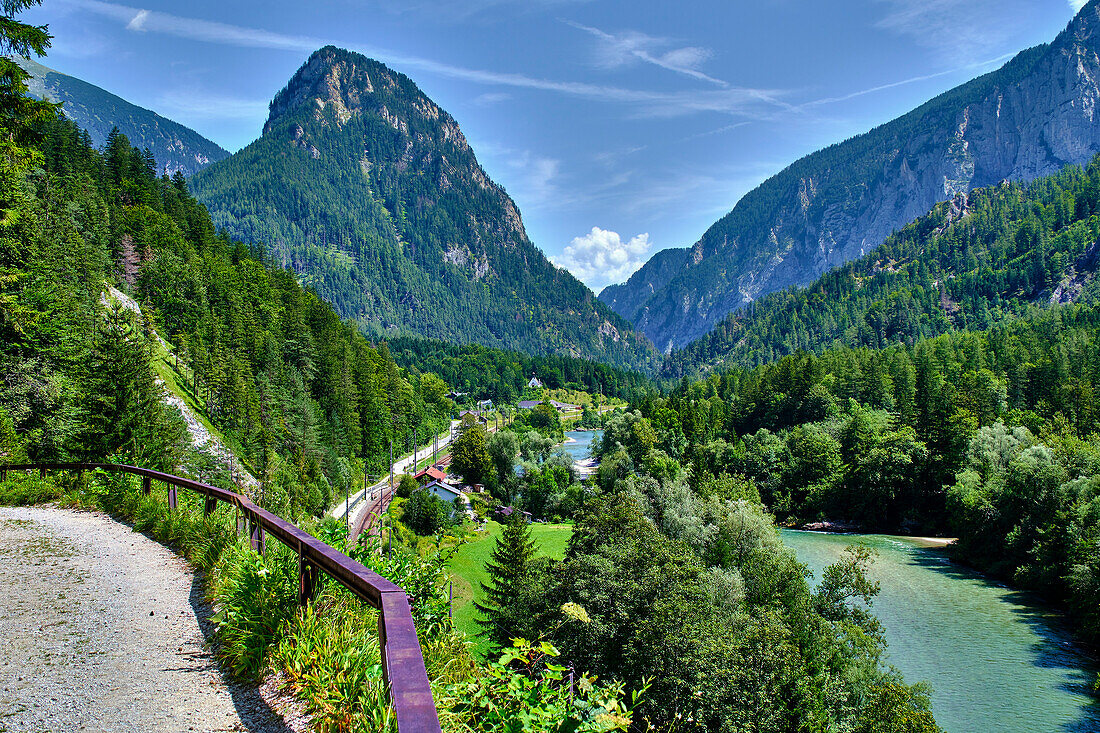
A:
[2, 107, 451, 519]
[662, 157, 1100, 378]
[597, 246, 689, 322]
[610, 0, 1100, 352]
[19, 57, 229, 175]
[190, 47, 656, 371]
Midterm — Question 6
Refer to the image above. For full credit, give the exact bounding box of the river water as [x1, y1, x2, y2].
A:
[560, 429, 600, 463]
[782, 530, 1100, 732]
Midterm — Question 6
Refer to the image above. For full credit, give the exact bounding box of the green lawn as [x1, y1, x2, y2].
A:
[445, 519, 572, 656]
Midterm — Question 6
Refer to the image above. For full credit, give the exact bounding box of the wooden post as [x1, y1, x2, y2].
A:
[298, 549, 318, 606]
[250, 518, 264, 554]
[167, 483, 177, 510]
[204, 497, 217, 516]
[1, 468, 6, 483]
[141, 476, 151, 496]
[39, 467, 46, 479]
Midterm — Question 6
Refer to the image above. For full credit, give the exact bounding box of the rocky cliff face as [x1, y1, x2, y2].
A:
[618, 0, 1100, 353]
[191, 47, 657, 370]
[20, 58, 228, 176]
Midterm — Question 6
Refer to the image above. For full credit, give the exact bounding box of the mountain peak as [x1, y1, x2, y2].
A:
[1054, 0, 1100, 50]
[264, 46, 465, 151]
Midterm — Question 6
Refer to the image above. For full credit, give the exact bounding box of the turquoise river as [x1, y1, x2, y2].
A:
[782, 530, 1100, 732]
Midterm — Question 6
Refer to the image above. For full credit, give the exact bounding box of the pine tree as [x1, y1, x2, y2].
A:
[475, 513, 538, 648]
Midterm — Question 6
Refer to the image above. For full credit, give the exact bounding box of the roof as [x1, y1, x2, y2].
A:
[517, 400, 540, 409]
[415, 466, 448, 483]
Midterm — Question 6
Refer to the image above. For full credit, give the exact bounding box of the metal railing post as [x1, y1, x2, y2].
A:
[167, 483, 177, 510]
[142, 476, 151, 496]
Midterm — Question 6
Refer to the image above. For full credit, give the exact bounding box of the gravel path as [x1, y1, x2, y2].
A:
[0, 506, 299, 733]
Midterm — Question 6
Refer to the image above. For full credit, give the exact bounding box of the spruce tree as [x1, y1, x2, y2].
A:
[475, 512, 538, 648]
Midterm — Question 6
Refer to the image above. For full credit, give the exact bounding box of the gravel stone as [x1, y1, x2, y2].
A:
[0, 506, 305, 733]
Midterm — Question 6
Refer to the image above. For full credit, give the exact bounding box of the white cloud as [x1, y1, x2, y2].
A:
[552, 227, 652, 289]
[1069, 0, 1088, 11]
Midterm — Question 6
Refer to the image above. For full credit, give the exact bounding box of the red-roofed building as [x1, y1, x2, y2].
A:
[415, 466, 449, 484]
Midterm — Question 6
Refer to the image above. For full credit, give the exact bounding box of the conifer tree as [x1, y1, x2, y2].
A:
[475, 512, 538, 648]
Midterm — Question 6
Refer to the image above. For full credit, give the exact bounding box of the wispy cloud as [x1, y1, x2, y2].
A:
[472, 92, 512, 105]
[566, 21, 727, 87]
[800, 51, 1015, 108]
[873, 0, 1041, 64]
[1069, 0, 1088, 11]
[155, 89, 270, 120]
[58, 0, 790, 119]
[551, 226, 652, 289]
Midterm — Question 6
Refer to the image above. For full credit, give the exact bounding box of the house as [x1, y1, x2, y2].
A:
[414, 466, 450, 485]
[494, 505, 532, 523]
[424, 479, 465, 504]
[458, 409, 488, 425]
[477, 399, 494, 410]
[518, 399, 578, 413]
[527, 375, 543, 389]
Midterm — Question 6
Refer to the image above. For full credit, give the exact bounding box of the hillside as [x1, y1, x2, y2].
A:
[661, 158, 1100, 377]
[597, 246, 689, 323]
[19, 57, 228, 176]
[189, 46, 657, 371]
[607, 0, 1100, 352]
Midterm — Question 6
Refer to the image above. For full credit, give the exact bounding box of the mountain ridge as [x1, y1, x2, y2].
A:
[604, 0, 1100, 352]
[19, 57, 229, 176]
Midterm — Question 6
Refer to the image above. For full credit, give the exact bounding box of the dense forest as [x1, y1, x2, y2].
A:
[610, 306, 1100, 648]
[663, 159, 1100, 377]
[189, 46, 656, 372]
[387, 336, 653, 405]
[2, 98, 451, 518]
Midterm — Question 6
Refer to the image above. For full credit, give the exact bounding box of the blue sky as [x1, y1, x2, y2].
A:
[28, 0, 1086, 290]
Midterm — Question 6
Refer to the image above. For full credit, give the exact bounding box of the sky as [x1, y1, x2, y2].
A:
[26, 0, 1088, 291]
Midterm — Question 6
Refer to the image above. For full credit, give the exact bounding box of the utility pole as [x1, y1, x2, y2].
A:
[389, 439, 393, 498]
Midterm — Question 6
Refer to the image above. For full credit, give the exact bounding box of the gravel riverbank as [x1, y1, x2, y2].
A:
[0, 506, 304, 733]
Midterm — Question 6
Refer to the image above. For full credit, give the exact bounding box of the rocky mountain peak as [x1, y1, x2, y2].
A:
[1054, 0, 1100, 51]
[263, 46, 471, 157]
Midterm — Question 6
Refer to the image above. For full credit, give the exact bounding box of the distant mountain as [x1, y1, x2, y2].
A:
[660, 158, 1100, 378]
[598, 247, 689, 322]
[190, 46, 656, 371]
[606, 0, 1100, 353]
[19, 57, 229, 175]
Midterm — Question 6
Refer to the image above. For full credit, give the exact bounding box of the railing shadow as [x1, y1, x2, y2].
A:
[187, 571, 295, 732]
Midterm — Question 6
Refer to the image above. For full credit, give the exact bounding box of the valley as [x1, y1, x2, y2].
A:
[3, 0, 1100, 731]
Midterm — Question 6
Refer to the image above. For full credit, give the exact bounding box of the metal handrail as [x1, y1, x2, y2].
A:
[0, 462, 441, 733]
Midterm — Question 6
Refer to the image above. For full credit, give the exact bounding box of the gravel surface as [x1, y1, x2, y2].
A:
[0, 506, 303, 733]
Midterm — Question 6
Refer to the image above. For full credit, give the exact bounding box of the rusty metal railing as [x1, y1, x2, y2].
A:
[0, 462, 441, 733]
